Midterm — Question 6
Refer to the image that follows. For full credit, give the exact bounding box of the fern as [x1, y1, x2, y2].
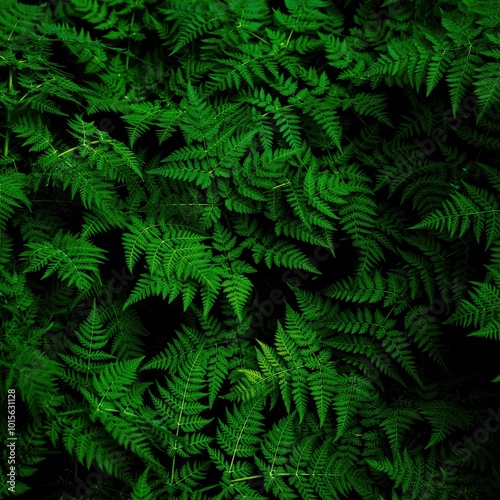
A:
[446, 53, 483, 117]
[377, 403, 423, 455]
[367, 447, 451, 499]
[410, 181, 500, 250]
[324, 269, 387, 304]
[131, 468, 155, 500]
[20, 230, 106, 291]
[122, 216, 221, 316]
[0, 171, 31, 231]
[418, 397, 474, 449]
[3, 0, 500, 497]
[92, 357, 144, 410]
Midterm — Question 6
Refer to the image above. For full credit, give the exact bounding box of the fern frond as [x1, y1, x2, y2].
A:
[8, 345, 61, 421]
[122, 217, 221, 316]
[473, 61, 500, 122]
[20, 230, 106, 291]
[444, 271, 500, 329]
[10, 115, 54, 153]
[418, 398, 474, 448]
[446, 53, 482, 116]
[377, 404, 423, 455]
[93, 357, 145, 409]
[367, 447, 441, 499]
[409, 182, 500, 250]
[131, 468, 155, 500]
[0, 171, 31, 230]
[324, 269, 386, 304]
[344, 92, 393, 127]
[41, 22, 109, 73]
[332, 373, 376, 441]
[61, 415, 134, 482]
[217, 398, 266, 469]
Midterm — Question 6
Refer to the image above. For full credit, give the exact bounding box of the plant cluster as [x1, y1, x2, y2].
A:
[1, 0, 500, 498]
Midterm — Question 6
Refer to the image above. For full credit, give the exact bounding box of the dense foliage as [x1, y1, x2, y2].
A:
[1, 0, 500, 498]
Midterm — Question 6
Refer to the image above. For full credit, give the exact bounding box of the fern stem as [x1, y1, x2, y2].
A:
[59, 140, 101, 157]
[126, 39, 130, 71]
[285, 14, 301, 48]
[126, 2, 137, 71]
[191, 483, 220, 493]
[232, 472, 336, 482]
[231, 475, 263, 482]
[248, 32, 269, 45]
[18, 79, 54, 103]
[4, 115, 9, 158]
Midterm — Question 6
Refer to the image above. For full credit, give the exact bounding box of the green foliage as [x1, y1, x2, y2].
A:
[1, 0, 500, 499]
[410, 182, 500, 250]
[20, 230, 107, 291]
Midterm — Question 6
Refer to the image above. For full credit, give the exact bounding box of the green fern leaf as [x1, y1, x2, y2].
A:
[221, 274, 253, 323]
[377, 404, 423, 455]
[409, 182, 500, 250]
[218, 398, 266, 464]
[473, 61, 500, 122]
[10, 115, 53, 152]
[332, 373, 375, 441]
[446, 53, 482, 116]
[324, 269, 386, 304]
[20, 230, 106, 291]
[444, 269, 500, 329]
[0, 171, 31, 231]
[418, 398, 473, 449]
[93, 357, 145, 409]
[426, 44, 453, 97]
[131, 469, 155, 500]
